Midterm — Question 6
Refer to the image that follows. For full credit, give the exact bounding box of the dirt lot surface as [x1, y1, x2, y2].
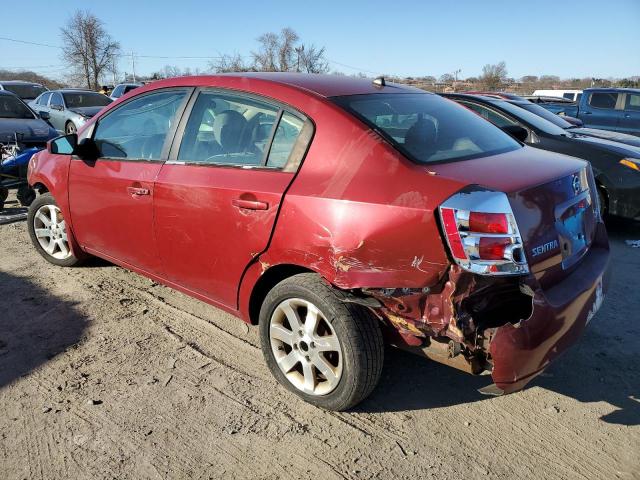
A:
[0, 193, 638, 480]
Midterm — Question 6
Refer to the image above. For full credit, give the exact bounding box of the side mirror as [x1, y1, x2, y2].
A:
[49, 133, 77, 155]
[48, 134, 99, 160]
[500, 125, 529, 143]
[38, 111, 50, 121]
[76, 137, 100, 160]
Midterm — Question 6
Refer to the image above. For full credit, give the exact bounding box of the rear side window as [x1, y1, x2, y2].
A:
[94, 90, 187, 160]
[111, 85, 123, 98]
[266, 112, 305, 168]
[626, 94, 640, 111]
[589, 92, 618, 109]
[178, 91, 279, 167]
[334, 93, 520, 164]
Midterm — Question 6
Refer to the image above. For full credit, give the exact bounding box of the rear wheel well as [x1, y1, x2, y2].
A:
[595, 180, 608, 215]
[32, 182, 49, 195]
[248, 264, 314, 325]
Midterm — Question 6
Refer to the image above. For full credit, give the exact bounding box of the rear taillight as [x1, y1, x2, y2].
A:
[439, 190, 529, 275]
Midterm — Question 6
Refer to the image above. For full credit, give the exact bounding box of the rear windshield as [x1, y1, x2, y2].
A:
[1, 83, 47, 100]
[63, 92, 112, 108]
[0, 94, 35, 119]
[333, 93, 520, 164]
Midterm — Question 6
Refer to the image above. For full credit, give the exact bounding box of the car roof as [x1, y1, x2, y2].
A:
[145, 73, 426, 98]
[583, 87, 640, 93]
[51, 89, 101, 93]
[0, 80, 44, 86]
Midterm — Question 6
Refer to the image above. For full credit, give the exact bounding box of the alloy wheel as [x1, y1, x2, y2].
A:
[269, 298, 343, 396]
[33, 204, 72, 260]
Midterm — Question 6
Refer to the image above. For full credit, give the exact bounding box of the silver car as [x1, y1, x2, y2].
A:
[30, 89, 112, 134]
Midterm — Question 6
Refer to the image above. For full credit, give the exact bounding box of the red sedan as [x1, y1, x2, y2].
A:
[26, 73, 609, 410]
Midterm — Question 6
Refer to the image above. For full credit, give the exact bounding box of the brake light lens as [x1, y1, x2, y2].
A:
[439, 190, 529, 276]
[469, 212, 509, 233]
[478, 237, 511, 260]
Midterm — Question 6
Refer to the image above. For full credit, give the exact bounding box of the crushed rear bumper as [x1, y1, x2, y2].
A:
[488, 233, 610, 393]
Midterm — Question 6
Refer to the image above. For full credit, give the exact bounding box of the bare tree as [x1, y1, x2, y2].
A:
[480, 61, 507, 90]
[439, 73, 454, 83]
[60, 10, 120, 89]
[211, 53, 252, 73]
[298, 44, 329, 74]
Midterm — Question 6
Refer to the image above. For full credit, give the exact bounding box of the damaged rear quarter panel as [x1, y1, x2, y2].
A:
[257, 109, 468, 290]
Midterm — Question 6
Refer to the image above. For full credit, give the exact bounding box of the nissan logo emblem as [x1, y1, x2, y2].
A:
[572, 174, 581, 195]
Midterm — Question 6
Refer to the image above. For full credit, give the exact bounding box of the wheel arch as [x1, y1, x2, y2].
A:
[247, 263, 315, 325]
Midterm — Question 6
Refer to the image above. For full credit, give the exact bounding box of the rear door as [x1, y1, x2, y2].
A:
[621, 92, 640, 136]
[581, 91, 624, 131]
[154, 89, 311, 308]
[68, 88, 190, 274]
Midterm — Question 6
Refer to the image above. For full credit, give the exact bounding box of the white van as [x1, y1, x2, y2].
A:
[532, 89, 583, 102]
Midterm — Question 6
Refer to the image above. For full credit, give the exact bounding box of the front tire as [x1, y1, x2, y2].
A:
[65, 122, 77, 135]
[259, 273, 384, 411]
[27, 193, 80, 267]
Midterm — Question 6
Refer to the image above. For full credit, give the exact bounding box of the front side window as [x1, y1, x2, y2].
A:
[334, 93, 521, 164]
[94, 89, 187, 160]
[38, 92, 51, 106]
[63, 92, 111, 108]
[178, 91, 280, 166]
[457, 101, 517, 128]
[50, 92, 64, 108]
[626, 94, 640, 111]
[111, 86, 123, 98]
[589, 92, 619, 109]
[563, 93, 574, 100]
[0, 95, 35, 119]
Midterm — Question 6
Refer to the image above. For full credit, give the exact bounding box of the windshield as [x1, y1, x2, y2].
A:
[0, 95, 35, 119]
[63, 92, 112, 108]
[334, 93, 521, 164]
[516, 102, 574, 129]
[2, 84, 47, 100]
[494, 101, 568, 136]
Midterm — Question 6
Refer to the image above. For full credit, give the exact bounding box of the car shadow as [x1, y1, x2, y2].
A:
[0, 270, 88, 389]
[357, 218, 640, 426]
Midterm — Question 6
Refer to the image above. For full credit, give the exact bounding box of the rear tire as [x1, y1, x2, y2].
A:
[27, 193, 80, 267]
[259, 273, 384, 411]
[0, 187, 8, 210]
[65, 122, 77, 135]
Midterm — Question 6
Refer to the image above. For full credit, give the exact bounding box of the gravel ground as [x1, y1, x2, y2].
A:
[0, 193, 638, 480]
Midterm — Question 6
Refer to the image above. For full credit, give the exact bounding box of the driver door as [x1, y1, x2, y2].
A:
[68, 88, 191, 275]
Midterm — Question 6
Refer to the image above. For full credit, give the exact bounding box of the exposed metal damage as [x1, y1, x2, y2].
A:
[350, 265, 536, 377]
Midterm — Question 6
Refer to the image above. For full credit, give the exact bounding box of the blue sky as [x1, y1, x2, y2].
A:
[2, 0, 639, 80]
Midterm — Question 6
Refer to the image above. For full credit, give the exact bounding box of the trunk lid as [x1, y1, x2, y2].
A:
[430, 146, 599, 285]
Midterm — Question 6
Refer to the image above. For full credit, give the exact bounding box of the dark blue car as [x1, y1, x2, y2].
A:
[0, 91, 58, 207]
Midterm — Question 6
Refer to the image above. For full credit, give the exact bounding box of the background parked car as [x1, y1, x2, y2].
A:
[444, 93, 640, 220]
[30, 89, 112, 134]
[536, 88, 640, 136]
[0, 90, 57, 206]
[110, 82, 143, 99]
[0, 80, 48, 101]
[532, 89, 583, 102]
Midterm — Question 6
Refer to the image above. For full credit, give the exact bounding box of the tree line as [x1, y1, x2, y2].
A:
[5, 9, 637, 92]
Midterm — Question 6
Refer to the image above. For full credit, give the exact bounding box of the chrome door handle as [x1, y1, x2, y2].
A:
[232, 199, 269, 210]
[127, 186, 150, 196]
